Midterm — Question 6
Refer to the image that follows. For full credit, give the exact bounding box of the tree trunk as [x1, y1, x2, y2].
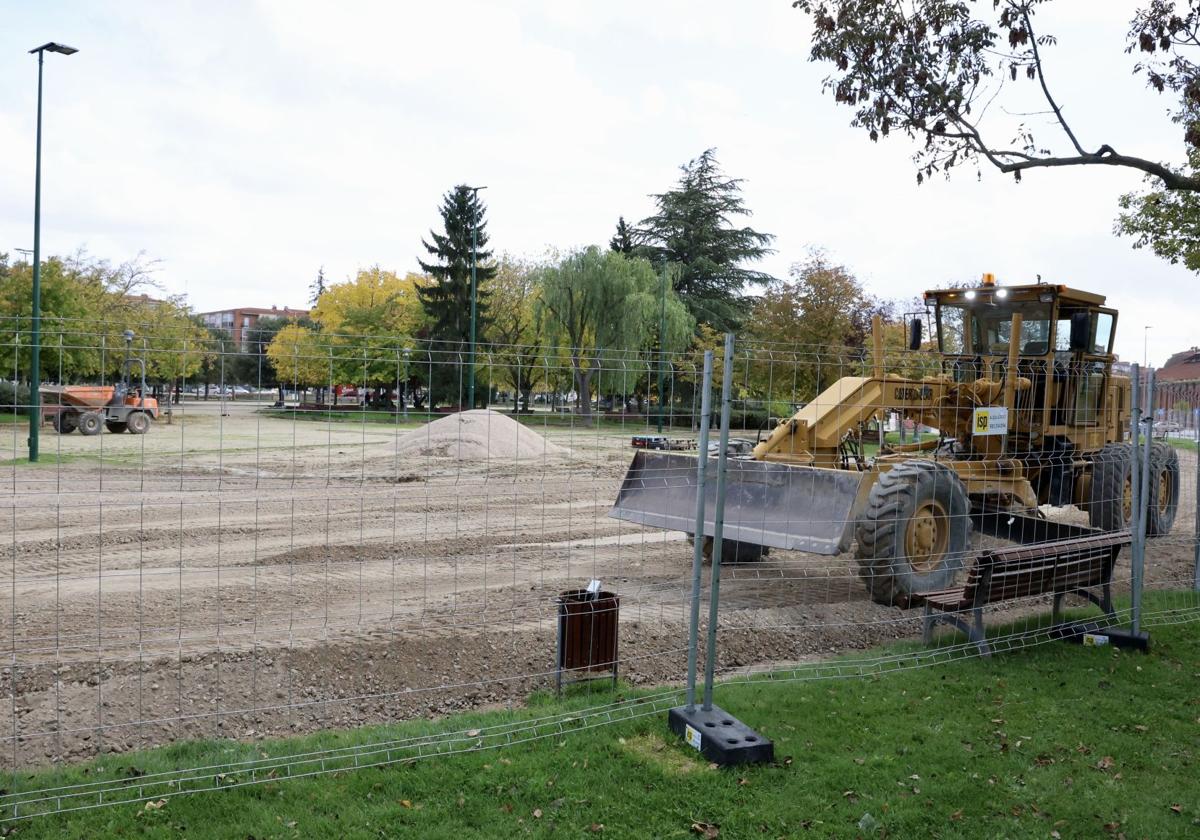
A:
[572, 359, 596, 427]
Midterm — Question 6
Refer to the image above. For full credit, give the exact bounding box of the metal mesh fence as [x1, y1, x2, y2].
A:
[1145, 376, 1199, 597]
[0, 319, 1196, 820]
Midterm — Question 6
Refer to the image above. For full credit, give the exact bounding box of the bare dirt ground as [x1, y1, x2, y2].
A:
[0, 402, 1195, 768]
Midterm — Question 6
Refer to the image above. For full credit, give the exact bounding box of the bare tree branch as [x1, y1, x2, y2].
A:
[1021, 5, 1086, 157]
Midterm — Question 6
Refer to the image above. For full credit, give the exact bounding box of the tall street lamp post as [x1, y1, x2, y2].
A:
[465, 185, 487, 409]
[27, 41, 78, 462]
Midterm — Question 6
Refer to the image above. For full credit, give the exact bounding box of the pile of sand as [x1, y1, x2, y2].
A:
[395, 409, 568, 460]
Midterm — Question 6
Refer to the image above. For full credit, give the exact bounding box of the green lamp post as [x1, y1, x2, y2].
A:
[27, 41, 78, 462]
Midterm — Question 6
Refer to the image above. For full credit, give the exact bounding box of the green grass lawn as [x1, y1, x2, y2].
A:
[6, 593, 1198, 838]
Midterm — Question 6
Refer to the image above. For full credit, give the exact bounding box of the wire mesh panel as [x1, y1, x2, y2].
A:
[1145, 377, 1199, 603]
[0, 321, 713, 818]
[2, 311, 1198, 821]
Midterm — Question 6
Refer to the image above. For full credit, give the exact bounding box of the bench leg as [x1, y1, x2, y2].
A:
[922, 603, 934, 644]
[1101, 582, 1116, 621]
[970, 606, 990, 657]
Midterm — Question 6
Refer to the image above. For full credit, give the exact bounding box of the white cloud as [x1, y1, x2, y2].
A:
[0, 0, 1194, 364]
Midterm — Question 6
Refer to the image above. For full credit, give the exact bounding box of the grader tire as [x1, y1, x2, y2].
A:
[105, 421, 128, 434]
[52, 412, 78, 434]
[1088, 443, 1133, 532]
[1147, 441, 1180, 536]
[855, 461, 973, 607]
[701, 536, 770, 564]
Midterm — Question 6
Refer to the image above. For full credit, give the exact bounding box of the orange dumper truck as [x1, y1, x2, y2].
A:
[40, 329, 159, 435]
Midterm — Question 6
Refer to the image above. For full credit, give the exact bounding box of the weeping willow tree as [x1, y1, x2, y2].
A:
[537, 247, 693, 426]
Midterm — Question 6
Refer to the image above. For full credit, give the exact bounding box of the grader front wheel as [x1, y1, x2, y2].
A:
[855, 461, 973, 607]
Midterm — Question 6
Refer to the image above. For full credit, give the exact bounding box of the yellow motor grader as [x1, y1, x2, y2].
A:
[611, 276, 1181, 605]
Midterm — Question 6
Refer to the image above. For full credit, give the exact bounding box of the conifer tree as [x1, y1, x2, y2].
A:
[309, 266, 326, 306]
[639, 149, 775, 332]
[417, 185, 496, 404]
[609, 216, 636, 254]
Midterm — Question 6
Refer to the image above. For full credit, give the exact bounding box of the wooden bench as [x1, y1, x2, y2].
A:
[920, 531, 1130, 655]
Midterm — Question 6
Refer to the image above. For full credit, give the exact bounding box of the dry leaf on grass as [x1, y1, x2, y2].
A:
[690, 821, 719, 838]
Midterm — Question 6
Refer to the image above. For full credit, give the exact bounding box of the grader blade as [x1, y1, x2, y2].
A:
[609, 451, 867, 556]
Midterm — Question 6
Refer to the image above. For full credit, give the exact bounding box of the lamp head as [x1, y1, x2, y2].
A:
[30, 42, 78, 55]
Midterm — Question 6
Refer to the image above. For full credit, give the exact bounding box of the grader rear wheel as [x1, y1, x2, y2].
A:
[855, 461, 973, 607]
[1147, 441, 1180, 536]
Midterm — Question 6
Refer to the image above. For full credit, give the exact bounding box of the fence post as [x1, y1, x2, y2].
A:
[702, 333, 735, 711]
[1129, 365, 1143, 631]
[1194, 405, 1199, 591]
[684, 351, 714, 713]
[1133, 368, 1155, 635]
[668, 333, 772, 766]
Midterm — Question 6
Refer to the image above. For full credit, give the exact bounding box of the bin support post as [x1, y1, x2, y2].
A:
[684, 351, 714, 712]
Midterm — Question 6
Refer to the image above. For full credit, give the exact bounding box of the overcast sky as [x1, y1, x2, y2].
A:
[1, 1, 1195, 364]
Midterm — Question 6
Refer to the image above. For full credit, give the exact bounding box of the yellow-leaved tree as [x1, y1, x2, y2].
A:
[266, 323, 327, 400]
[310, 267, 428, 407]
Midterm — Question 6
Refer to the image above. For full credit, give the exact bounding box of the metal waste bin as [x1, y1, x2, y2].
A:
[555, 589, 619, 692]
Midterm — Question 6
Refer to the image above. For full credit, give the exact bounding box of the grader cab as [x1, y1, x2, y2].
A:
[611, 276, 1182, 605]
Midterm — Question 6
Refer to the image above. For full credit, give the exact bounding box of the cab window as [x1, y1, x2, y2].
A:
[1093, 312, 1114, 354]
[1054, 310, 1115, 355]
[939, 301, 1052, 355]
